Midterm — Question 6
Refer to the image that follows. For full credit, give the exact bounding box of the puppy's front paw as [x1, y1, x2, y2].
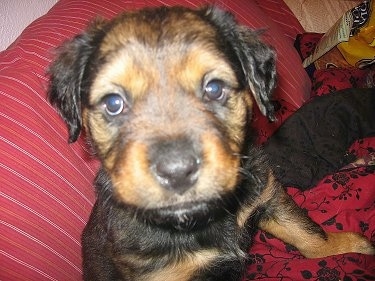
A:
[329, 232, 375, 256]
[302, 232, 375, 258]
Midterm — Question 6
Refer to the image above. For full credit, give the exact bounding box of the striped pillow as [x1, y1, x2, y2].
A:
[0, 0, 308, 280]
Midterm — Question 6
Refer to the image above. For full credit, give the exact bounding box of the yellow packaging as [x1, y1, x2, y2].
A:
[337, 0, 375, 68]
[303, 0, 375, 69]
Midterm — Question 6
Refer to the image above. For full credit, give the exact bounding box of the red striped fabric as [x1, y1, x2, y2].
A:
[0, 1, 309, 280]
[255, 0, 304, 42]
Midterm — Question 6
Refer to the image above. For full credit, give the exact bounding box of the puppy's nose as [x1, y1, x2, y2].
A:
[150, 140, 200, 194]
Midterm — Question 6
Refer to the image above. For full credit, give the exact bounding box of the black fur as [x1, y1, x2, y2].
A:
[49, 19, 109, 142]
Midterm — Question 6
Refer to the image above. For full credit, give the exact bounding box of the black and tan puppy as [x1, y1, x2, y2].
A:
[49, 6, 374, 281]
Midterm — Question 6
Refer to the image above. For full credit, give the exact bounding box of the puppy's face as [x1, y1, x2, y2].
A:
[49, 6, 276, 229]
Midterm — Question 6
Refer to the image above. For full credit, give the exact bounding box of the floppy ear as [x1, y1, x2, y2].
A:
[232, 27, 277, 121]
[48, 19, 108, 142]
[204, 7, 277, 121]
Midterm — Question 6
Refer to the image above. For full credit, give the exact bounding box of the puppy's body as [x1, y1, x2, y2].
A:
[49, 6, 374, 281]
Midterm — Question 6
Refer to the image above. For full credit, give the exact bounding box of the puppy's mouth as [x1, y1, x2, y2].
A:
[144, 201, 227, 231]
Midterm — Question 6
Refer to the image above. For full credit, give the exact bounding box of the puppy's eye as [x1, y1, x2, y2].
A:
[204, 80, 226, 102]
[103, 94, 125, 116]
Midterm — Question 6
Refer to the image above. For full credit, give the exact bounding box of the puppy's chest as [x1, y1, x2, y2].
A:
[109, 218, 246, 281]
[114, 249, 224, 281]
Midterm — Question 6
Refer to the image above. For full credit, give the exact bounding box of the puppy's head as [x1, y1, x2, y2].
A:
[49, 6, 276, 230]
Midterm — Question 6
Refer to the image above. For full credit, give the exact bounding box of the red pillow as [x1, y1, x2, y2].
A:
[255, 0, 305, 42]
[0, 1, 309, 280]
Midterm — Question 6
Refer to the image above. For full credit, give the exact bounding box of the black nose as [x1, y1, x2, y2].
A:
[150, 140, 200, 194]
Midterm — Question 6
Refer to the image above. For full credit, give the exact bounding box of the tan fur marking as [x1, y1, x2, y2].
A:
[257, 174, 375, 258]
[199, 132, 240, 194]
[83, 105, 120, 165]
[111, 132, 241, 208]
[259, 218, 375, 258]
[90, 46, 158, 104]
[175, 46, 239, 91]
[143, 249, 220, 281]
[225, 90, 250, 149]
[236, 170, 276, 228]
[112, 142, 164, 206]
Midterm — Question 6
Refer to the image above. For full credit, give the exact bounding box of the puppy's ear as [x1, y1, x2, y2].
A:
[232, 27, 277, 121]
[48, 19, 108, 142]
[204, 7, 277, 121]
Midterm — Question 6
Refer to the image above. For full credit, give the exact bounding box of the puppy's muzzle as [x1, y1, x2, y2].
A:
[150, 139, 200, 194]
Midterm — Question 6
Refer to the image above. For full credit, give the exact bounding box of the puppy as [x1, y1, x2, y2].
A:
[49, 6, 374, 281]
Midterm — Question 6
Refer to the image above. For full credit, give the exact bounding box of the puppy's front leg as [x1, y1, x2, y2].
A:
[82, 202, 118, 281]
[258, 174, 375, 258]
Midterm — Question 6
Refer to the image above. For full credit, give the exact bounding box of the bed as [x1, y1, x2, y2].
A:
[1, 0, 374, 280]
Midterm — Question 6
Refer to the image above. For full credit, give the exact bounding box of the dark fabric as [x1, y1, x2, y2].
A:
[263, 88, 375, 190]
